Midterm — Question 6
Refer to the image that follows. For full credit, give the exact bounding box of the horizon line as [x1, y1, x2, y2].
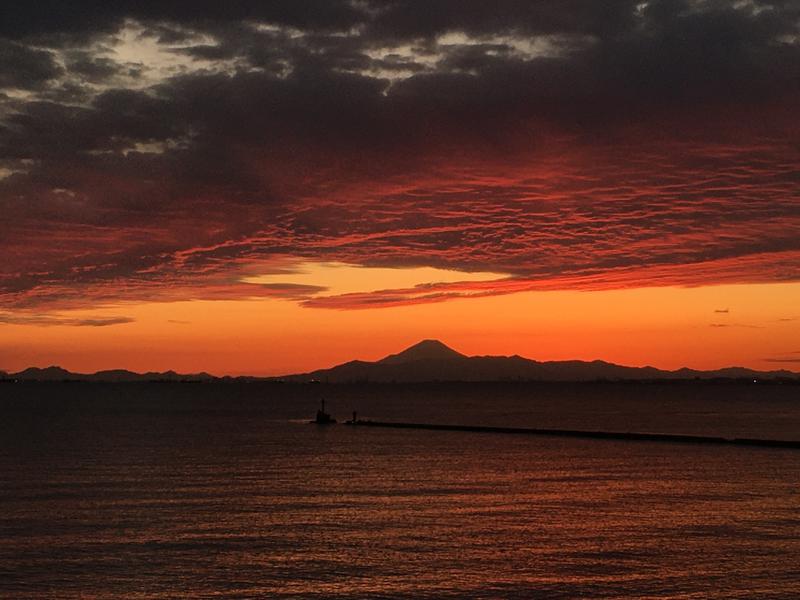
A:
[3, 341, 799, 380]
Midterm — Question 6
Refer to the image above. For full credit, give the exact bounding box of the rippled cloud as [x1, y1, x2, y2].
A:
[1, 1, 799, 311]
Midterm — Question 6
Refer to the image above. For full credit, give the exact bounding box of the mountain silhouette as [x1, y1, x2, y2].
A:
[4, 367, 215, 382]
[282, 340, 800, 383]
[4, 341, 799, 382]
[12, 366, 76, 381]
[378, 339, 466, 364]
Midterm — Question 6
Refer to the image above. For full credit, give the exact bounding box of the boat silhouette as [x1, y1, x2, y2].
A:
[311, 399, 336, 424]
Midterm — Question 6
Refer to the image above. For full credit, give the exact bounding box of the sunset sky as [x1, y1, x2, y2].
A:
[1, 1, 799, 375]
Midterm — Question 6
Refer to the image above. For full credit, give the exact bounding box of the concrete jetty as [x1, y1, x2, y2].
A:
[345, 420, 800, 449]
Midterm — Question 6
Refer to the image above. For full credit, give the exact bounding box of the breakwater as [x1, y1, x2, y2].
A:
[346, 420, 800, 449]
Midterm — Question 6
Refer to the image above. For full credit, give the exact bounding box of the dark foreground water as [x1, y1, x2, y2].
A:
[1, 382, 799, 598]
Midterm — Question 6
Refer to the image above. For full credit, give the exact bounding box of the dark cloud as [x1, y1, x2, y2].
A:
[0, 39, 62, 88]
[72, 316, 136, 326]
[0, 1, 365, 41]
[1, 0, 799, 310]
[64, 52, 128, 83]
[0, 312, 134, 326]
[363, 1, 641, 40]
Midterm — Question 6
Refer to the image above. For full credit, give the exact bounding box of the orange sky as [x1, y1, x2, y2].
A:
[2, 5, 799, 376]
[2, 263, 798, 375]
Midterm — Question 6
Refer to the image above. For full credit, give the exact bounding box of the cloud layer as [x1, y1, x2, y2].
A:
[1, 1, 799, 311]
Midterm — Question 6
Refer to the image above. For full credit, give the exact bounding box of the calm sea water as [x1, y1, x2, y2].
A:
[1, 382, 799, 598]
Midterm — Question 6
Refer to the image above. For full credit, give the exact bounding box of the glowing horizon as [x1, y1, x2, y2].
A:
[1, 2, 799, 376]
[2, 278, 798, 376]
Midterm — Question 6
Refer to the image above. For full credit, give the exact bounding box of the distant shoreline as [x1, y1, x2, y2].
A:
[4, 340, 799, 383]
[2, 377, 799, 385]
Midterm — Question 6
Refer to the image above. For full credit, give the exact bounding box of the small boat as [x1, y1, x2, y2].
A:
[311, 399, 336, 424]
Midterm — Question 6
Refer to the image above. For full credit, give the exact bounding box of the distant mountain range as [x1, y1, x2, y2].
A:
[1, 366, 215, 382]
[280, 339, 800, 382]
[3, 339, 798, 382]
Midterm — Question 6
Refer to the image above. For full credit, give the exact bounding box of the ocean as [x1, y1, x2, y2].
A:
[1, 381, 799, 598]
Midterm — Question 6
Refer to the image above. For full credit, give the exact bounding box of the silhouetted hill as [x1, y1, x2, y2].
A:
[91, 369, 154, 382]
[12, 366, 76, 381]
[5, 341, 799, 382]
[8, 367, 215, 382]
[378, 339, 466, 364]
[282, 340, 800, 383]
